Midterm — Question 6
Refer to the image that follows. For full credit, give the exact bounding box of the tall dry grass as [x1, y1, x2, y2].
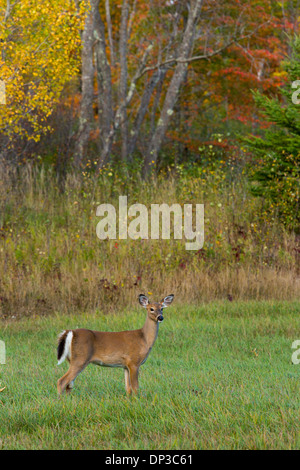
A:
[0, 162, 299, 317]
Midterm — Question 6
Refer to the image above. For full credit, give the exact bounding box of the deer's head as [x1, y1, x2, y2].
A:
[138, 294, 174, 323]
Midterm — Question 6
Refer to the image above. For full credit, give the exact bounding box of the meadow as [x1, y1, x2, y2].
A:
[0, 300, 299, 450]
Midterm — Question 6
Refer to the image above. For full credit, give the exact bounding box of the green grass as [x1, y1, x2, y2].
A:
[0, 300, 299, 449]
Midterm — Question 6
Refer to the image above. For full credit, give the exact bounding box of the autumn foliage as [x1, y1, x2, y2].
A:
[0, 0, 86, 151]
[0, 0, 298, 166]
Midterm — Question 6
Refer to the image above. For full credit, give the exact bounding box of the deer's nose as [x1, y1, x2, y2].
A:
[157, 314, 164, 322]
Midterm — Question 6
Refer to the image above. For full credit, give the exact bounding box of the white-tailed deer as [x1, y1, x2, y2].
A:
[57, 294, 174, 395]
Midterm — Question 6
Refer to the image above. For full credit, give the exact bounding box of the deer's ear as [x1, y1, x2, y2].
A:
[161, 294, 174, 308]
[139, 294, 149, 307]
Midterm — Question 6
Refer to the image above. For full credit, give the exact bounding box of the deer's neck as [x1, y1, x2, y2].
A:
[142, 316, 159, 349]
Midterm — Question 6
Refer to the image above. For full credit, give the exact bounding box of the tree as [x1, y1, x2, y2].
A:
[74, 0, 278, 175]
[0, 0, 85, 161]
[244, 36, 300, 231]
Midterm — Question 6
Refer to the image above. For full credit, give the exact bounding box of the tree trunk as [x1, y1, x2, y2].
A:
[119, 0, 130, 161]
[142, 0, 202, 177]
[127, 68, 166, 160]
[105, 0, 115, 67]
[93, 0, 113, 158]
[73, 3, 95, 167]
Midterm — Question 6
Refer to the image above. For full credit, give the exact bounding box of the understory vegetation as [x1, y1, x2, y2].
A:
[0, 162, 299, 318]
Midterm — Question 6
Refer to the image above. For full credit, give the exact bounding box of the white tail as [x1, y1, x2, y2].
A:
[57, 294, 174, 395]
[57, 331, 73, 365]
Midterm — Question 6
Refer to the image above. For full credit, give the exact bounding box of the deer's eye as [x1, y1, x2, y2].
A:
[150, 308, 155, 312]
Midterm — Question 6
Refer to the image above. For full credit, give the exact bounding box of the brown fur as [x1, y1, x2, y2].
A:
[57, 294, 174, 396]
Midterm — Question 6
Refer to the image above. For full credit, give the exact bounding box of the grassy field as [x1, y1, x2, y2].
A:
[0, 300, 299, 450]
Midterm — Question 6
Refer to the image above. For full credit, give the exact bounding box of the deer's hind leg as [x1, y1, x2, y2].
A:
[57, 361, 88, 395]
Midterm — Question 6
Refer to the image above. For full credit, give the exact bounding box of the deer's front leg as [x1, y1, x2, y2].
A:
[124, 367, 132, 395]
[127, 364, 139, 395]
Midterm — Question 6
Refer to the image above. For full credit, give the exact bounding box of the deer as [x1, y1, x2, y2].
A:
[57, 294, 174, 396]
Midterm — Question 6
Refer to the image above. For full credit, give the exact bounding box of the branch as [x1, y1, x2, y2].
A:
[125, 43, 154, 107]
[135, 20, 271, 80]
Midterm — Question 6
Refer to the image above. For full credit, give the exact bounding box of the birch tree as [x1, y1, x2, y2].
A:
[74, 0, 276, 176]
[74, 4, 94, 166]
[142, 0, 202, 176]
